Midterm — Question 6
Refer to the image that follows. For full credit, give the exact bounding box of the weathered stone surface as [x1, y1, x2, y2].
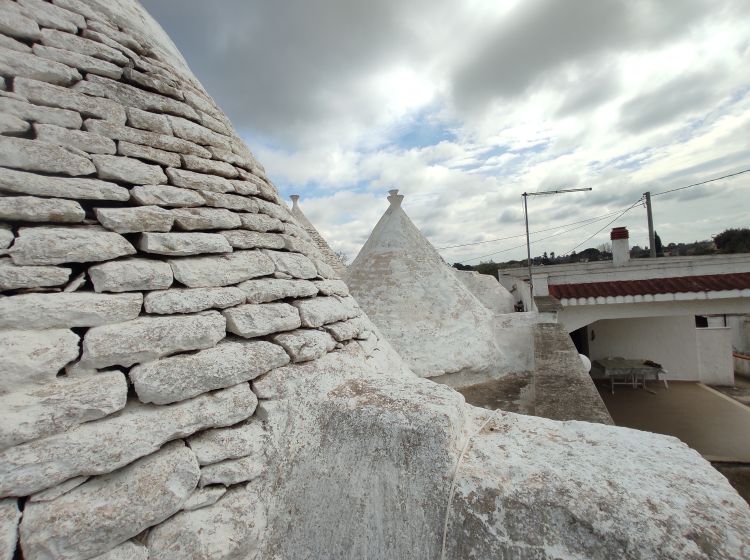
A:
[29, 477, 86, 504]
[92, 154, 167, 185]
[0, 167, 129, 201]
[139, 232, 232, 256]
[0, 34, 30, 53]
[183, 486, 226, 512]
[17, 0, 85, 32]
[314, 279, 350, 297]
[169, 250, 275, 288]
[89, 258, 173, 292]
[0, 383, 254, 496]
[228, 179, 260, 196]
[19, 440, 199, 560]
[90, 541, 149, 560]
[0, 91, 82, 128]
[0, 292, 142, 330]
[169, 115, 231, 149]
[0, 329, 79, 390]
[0, 258, 71, 290]
[118, 139, 180, 166]
[123, 67, 182, 99]
[171, 207, 241, 230]
[0, 196, 85, 223]
[0, 371, 127, 451]
[95, 205, 174, 233]
[144, 287, 246, 314]
[80, 311, 225, 369]
[0, 45, 81, 86]
[15, 77, 126, 123]
[238, 277, 318, 303]
[188, 420, 267, 466]
[33, 44, 123, 80]
[282, 220, 312, 239]
[313, 257, 337, 279]
[224, 303, 301, 338]
[292, 296, 359, 328]
[181, 154, 238, 178]
[131, 185, 205, 207]
[85, 20, 142, 52]
[146, 485, 266, 560]
[49, 0, 98, 19]
[257, 198, 293, 223]
[166, 167, 234, 193]
[126, 106, 172, 134]
[40, 28, 128, 65]
[0, 226, 11, 249]
[210, 146, 256, 171]
[0, 113, 29, 134]
[221, 230, 285, 250]
[0, 498, 20, 560]
[263, 249, 317, 279]
[0, 137, 94, 176]
[324, 320, 363, 342]
[281, 233, 318, 257]
[131, 340, 286, 404]
[199, 456, 264, 487]
[34, 123, 116, 155]
[10, 226, 136, 265]
[0, 3, 40, 40]
[201, 190, 259, 213]
[272, 329, 336, 362]
[84, 119, 212, 158]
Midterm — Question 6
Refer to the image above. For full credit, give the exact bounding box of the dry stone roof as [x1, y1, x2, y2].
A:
[289, 194, 347, 277]
[0, 1, 749, 559]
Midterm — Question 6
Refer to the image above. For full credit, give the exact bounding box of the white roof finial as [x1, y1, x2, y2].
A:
[387, 189, 404, 207]
[290, 194, 300, 208]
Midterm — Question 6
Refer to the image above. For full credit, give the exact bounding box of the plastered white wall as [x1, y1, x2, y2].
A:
[696, 327, 734, 385]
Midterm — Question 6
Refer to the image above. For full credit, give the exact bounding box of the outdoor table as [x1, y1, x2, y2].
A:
[592, 358, 668, 394]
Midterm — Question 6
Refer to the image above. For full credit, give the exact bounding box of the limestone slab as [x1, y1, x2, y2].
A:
[117, 139, 180, 167]
[95, 205, 174, 233]
[139, 232, 232, 256]
[14, 77, 126, 123]
[199, 456, 264, 487]
[0, 498, 19, 560]
[0, 45, 81, 86]
[0, 137, 94, 176]
[131, 185, 205, 207]
[0, 292, 142, 329]
[0, 328, 79, 390]
[18, 0, 85, 32]
[263, 249, 317, 279]
[314, 279, 350, 297]
[228, 179, 260, 196]
[292, 296, 359, 328]
[92, 154, 167, 185]
[146, 485, 266, 560]
[144, 287, 246, 314]
[0, 167, 129, 201]
[0, 371, 128, 451]
[210, 146, 256, 171]
[0, 383, 254, 496]
[183, 486, 226, 512]
[131, 340, 286, 404]
[29, 476, 87, 503]
[239, 277, 318, 304]
[223, 303, 301, 338]
[181, 154, 238, 178]
[0, 34, 30, 53]
[10, 226, 136, 265]
[0, 226, 11, 250]
[89, 258, 173, 292]
[188, 419, 267, 466]
[0, 4, 40, 40]
[32, 44, 123, 80]
[80, 311, 225, 369]
[272, 329, 336, 362]
[90, 541, 149, 560]
[201, 190, 259, 212]
[0, 196, 84, 223]
[126, 106, 172, 134]
[169, 250, 275, 288]
[238, 212, 283, 232]
[0, 92, 82, 128]
[0, 258, 71, 290]
[221, 230, 285, 250]
[0, 113, 29, 134]
[123, 67, 182, 99]
[40, 28, 128, 65]
[171, 207, 241, 230]
[257, 198, 293, 223]
[84, 119, 212, 158]
[20, 441, 199, 560]
[313, 257, 337, 279]
[34, 123, 117, 155]
[324, 320, 363, 342]
[166, 167, 233, 193]
[168, 115, 231, 149]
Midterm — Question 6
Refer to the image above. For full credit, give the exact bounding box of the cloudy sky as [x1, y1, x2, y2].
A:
[142, 0, 750, 264]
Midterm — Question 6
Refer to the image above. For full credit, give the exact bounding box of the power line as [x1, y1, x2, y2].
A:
[651, 168, 750, 197]
[560, 197, 644, 256]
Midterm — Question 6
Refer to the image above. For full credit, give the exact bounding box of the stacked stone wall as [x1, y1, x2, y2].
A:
[0, 1, 384, 557]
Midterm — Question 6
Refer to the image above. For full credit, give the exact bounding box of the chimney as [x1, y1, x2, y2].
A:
[611, 227, 630, 266]
[387, 189, 404, 207]
[290, 194, 300, 209]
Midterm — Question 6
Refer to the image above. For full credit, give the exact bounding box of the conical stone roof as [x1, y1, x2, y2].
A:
[289, 195, 347, 277]
[346, 190, 502, 378]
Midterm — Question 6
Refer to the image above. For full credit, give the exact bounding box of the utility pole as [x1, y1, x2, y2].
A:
[644, 191, 656, 257]
[522, 187, 592, 302]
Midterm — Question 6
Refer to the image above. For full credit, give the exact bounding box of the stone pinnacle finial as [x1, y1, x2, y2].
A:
[387, 189, 404, 207]
[290, 194, 300, 208]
